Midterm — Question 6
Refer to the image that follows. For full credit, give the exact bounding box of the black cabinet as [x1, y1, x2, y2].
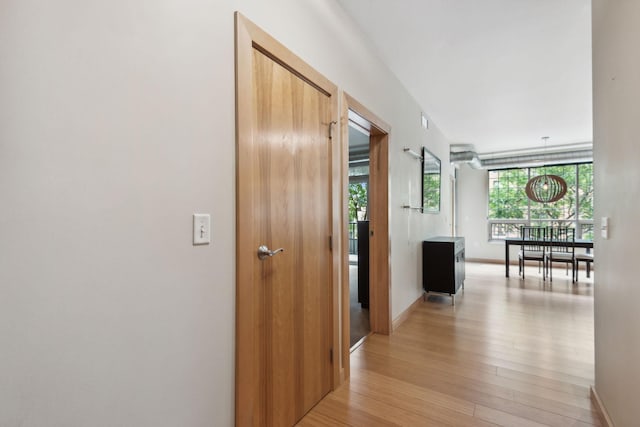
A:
[422, 236, 465, 305]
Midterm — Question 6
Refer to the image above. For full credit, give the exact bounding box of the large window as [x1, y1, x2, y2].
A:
[488, 163, 593, 240]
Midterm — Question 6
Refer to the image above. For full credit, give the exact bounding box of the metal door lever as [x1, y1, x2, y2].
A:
[257, 245, 285, 260]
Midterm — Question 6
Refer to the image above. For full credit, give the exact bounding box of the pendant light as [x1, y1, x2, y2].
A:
[525, 137, 567, 203]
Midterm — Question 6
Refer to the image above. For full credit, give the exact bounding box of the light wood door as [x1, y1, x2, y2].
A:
[236, 15, 335, 426]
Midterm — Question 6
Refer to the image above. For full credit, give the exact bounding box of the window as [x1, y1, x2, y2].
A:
[348, 164, 369, 222]
[488, 163, 593, 240]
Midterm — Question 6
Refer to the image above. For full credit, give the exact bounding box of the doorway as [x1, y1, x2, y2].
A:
[347, 116, 371, 348]
[340, 94, 391, 378]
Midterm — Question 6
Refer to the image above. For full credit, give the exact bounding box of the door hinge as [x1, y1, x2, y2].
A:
[329, 348, 333, 364]
[329, 235, 333, 251]
[328, 120, 337, 140]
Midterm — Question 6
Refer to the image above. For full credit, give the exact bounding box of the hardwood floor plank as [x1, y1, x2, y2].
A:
[399, 315, 595, 360]
[354, 349, 598, 424]
[496, 367, 591, 398]
[300, 262, 598, 426]
[295, 411, 351, 426]
[511, 391, 602, 425]
[331, 386, 495, 427]
[474, 404, 551, 427]
[351, 350, 599, 427]
[372, 332, 594, 388]
[357, 343, 592, 409]
[349, 369, 476, 416]
[384, 331, 594, 383]
[299, 393, 396, 426]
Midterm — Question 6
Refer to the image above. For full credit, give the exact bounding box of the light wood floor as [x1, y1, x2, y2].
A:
[350, 264, 371, 347]
[299, 262, 599, 426]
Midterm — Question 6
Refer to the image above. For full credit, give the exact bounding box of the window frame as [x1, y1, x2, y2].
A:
[487, 162, 593, 241]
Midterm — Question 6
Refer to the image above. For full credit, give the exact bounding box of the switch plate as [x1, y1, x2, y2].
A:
[193, 214, 211, 245]
[601, 216, 609, 239]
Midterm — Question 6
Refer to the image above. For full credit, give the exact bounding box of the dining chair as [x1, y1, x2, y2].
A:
[519, 226, 547, 280]
[547, 227, 576, 282]
[575, 251, 594, 280]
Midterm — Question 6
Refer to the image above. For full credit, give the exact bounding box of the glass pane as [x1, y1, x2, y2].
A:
[488, 168, 528, 219]
[490, 223, 527, 239]
[423, 172, 441, 211]
[348, 182, 367, 222]
[348, 222, 358, 254]
[580, 223, 594, 240]
[348, 165, 369, 177]
[422, 148, 441, 213]
[578, 163, 594, 220]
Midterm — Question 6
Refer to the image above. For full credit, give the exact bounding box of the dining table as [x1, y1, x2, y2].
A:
[504, 237, 594, 277]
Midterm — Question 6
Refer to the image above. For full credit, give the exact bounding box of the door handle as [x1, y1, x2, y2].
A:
[257, 245, 285, 260]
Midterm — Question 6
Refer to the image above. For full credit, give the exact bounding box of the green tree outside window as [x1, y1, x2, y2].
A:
[348, 182, 367, 222]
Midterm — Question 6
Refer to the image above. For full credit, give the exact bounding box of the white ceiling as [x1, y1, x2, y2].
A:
[336, 0, 593, 153]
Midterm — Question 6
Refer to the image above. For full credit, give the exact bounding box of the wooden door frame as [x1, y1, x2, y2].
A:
[340, 93, 391, 380]
[235, 13, 341, 425]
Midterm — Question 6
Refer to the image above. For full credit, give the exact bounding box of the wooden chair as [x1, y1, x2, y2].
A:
[547, 227, 576, 282]
[575, 251, 594, 280]
[519, 226, 547, 280]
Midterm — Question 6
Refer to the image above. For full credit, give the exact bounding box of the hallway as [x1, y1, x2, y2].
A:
[300, 262, 599, 426]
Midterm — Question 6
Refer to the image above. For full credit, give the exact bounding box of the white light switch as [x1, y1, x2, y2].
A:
[193, 214, 211, 245]
[601, 216, 609, 239]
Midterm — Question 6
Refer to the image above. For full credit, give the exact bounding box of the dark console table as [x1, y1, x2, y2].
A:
[422, 236, 465, 305]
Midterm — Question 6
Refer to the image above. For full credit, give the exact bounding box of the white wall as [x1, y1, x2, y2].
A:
[592, 1, 640, 425]
[458, 166, 489, 258]
[457, 165, 519, 262]
[0, 1, 451, 425]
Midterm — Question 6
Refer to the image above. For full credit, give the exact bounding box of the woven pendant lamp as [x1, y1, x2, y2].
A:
[525, 137, 568, 203]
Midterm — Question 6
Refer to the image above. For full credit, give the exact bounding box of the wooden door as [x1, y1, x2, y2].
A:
[235, 14, 336, 427]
